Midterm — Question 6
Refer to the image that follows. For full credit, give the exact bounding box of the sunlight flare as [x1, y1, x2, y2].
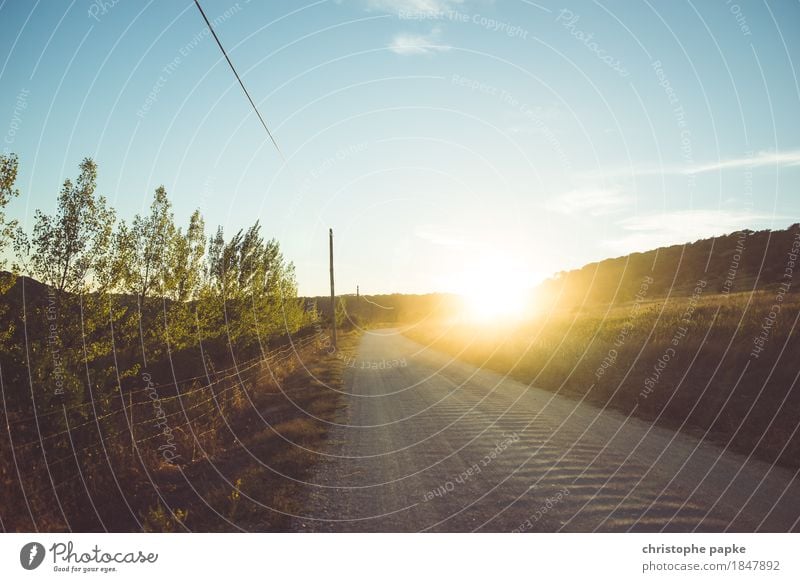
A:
[454, 255, 535, 323]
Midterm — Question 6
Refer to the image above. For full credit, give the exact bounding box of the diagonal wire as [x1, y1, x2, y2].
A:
[193, 0, 286, 162]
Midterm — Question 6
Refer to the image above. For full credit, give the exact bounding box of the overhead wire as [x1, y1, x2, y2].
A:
[193, 0, 286, 163]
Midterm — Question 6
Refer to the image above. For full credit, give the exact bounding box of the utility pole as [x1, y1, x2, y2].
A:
[329, 228, 337, 349]
[357, 285, 359, 298]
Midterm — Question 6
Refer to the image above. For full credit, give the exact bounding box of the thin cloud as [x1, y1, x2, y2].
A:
[589, 150, 800, 180]
[366, 0, 465, 14]
[687, 150, 800, 174]
[605, 209, 781, 253]
[388, 27, 451, 55]
[548, 187, 631, 216]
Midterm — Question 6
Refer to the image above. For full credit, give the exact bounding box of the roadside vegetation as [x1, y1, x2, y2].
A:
[406, 225, 800, 471]
[0, 153, 349, 531]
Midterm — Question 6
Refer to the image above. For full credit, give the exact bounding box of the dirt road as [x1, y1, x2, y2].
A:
[292, 330, 800, 532]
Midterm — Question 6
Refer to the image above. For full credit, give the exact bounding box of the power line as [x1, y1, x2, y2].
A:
[193, 0, 285, 161]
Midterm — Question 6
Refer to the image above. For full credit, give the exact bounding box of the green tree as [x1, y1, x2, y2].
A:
[165, 209, 206, 303]
[99, 219, 135, 294]
[0, 153, 21, 348]
[0, 153, 20, 269]
[199, 223, 307, 348]
[126, 186, 174, 298]
[163, 209, 206, 349]
[21, 158, 115, 294]
[12, 158, 116, 407]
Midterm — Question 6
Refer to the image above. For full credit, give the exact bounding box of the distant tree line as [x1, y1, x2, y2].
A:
[535, 225, 800, 308]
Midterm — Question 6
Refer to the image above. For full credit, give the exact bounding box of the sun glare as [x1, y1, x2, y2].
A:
[463, 284, 528, 322]
[453, 256, 535, 323]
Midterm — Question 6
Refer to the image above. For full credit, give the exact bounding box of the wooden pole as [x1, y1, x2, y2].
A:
[329, 228, 337, 349]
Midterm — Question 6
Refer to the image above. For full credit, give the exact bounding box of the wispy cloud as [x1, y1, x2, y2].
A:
[548, 187, 630, 216]
[589, 150, 800, 180]
[366, 0, 465, 14]
[687, 150, 800, 174]
[605, 209, 783, 253]
[388, 27, 451, 55]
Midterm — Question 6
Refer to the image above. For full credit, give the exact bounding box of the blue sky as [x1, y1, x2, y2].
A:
[1, 0, 799, 295]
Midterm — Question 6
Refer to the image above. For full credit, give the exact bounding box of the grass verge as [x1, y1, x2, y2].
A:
[404, 290, 800, 471]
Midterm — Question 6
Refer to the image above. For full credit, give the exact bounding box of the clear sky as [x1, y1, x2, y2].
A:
[1, 0, 799, 296]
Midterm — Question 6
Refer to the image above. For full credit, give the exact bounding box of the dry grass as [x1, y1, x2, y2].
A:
[405, 290, 800, 470]
[0, 329, 361, 531]
[149, 329, 360, 531]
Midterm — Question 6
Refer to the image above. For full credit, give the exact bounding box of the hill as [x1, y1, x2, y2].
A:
[406, 224, 800, 472]
[534, 223, 800, 308]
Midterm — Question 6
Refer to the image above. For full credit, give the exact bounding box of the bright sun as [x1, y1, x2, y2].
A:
[454, 255, 535, 323]
[463, 284, 528, 322]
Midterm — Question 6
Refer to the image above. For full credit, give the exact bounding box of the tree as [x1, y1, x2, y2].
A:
[207, 226, 243, 300]
[23, 158, 115, 294]
[165, 209, 206, 303]
[205, 226, 225, 292]
[0, 153, 20, 269]
[259, 237, 305, 335]
[126, 186, 174, 298]
[198, 223, 307, 347]
[10, 158, 116, 409]
[163, 210, 206, 349]
[0, 153, 21, 348]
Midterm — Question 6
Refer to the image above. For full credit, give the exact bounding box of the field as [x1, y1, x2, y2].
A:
[405, 288, 800, 471]
[0, 294, 358, 531]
